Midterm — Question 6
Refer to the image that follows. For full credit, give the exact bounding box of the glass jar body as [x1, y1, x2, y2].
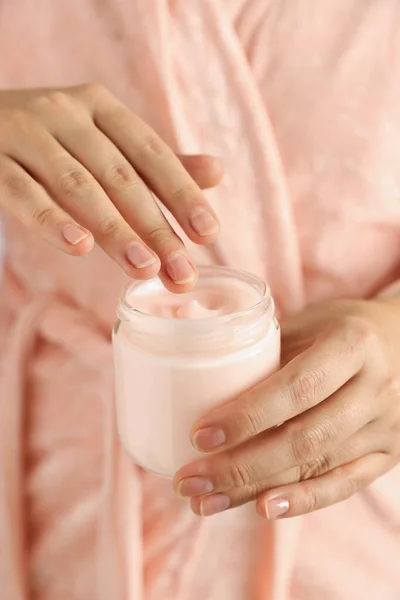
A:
[112, 267, 280, 478]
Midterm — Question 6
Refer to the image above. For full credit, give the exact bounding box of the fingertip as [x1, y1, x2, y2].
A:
[188, 230, 220, 247]
[194, 155, 224, 188]
[255, 498, 267, 519]
[191, 426, 226, 452]
[256, 491, 291, 520]
[202, 155, 224, 186]
[179, 154, 224, 189]
[187, 206, 220, 244]
[159, 273, 198, 294]
[62, 229, 94, 256]
[63, 223, 90, 245]
[190, 497, 202, 517]
[160, 254, 198, 291]
[123, 258, 161, 281]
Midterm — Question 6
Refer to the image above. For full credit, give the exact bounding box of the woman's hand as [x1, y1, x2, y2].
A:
[174, 298, 400, 518]
[0, 86, 222, 291]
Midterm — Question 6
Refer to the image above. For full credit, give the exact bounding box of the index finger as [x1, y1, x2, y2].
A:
[191, 316, 368, 453]
[83, 85, 220, 243]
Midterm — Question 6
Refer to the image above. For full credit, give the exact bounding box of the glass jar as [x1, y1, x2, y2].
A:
[112, 266, 280, 478]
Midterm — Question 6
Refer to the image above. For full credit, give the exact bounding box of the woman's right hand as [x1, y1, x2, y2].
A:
[0, 85, 222, 291]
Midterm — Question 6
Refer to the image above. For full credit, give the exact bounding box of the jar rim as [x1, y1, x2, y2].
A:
[117, 265, 271, 332]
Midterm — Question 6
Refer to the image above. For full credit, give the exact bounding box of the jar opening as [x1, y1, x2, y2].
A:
[117, 265, 271, 333]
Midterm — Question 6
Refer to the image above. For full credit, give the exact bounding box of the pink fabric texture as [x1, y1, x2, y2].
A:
[1, 1, 400, 598]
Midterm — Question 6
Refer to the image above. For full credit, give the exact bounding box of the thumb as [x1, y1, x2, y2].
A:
[178, 154, 224, 189]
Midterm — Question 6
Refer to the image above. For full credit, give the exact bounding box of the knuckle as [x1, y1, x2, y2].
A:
[78, 82, 108, 101]
[171, 186, 198, 205]
[337, 466, 359, 497]
[291, 424, 328, 464]
[335, 315, 375, 349]
[98, 217, 125, 238]
[104, 164, 142, 191]
[382, 420, 399, 454]
[384, 375, 400, 399]
[239, 406, 263, 438]
[300, 454, 332, 480]
[303, 484, 319, 513]
[229, 458, 252, 488]
[286, 368, 326, 411]
[146, 225, 175, 246]
[58, 168, 94, 197]
[31, 206, 58, 228]
[1, 108, 34, 132]
[141, 134, 168, 158]
[0, 173, 30, 200]
[28, 91, 73, 113]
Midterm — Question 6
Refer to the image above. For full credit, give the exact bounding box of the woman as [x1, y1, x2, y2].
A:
[1, 1, 400, 598]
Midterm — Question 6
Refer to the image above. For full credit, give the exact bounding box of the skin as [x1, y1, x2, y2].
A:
[174, 297, 400, 519]
[0, 85, 223, 292]
[4, 85, 398, 521]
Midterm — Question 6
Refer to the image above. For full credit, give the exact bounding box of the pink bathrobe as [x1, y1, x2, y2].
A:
[1, 1, 400, 598]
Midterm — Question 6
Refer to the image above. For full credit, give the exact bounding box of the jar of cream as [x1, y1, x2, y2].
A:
[112, 266, 280, 478]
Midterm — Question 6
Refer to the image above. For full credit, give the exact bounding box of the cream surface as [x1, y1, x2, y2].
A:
[114, 272, 280, 477]
[126, 277, 260, 319]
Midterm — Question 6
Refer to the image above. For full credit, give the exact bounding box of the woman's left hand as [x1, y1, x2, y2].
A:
[174, 298, 400, 519]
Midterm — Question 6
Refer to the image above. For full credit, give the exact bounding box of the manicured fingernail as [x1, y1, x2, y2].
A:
[192, 427, 226, 451]
[190, 207, 219, 236]
[63, 224, 89, 245]
[126, 242, 157, 268]
[177, 477, 213, 497]
[200, 494, 230, 516]
[265, 498, 290, 519]
[166, 252, 194, 284]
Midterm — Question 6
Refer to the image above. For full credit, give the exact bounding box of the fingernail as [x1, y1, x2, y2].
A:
[166, 252, 195, 284]
[200, 494, 230, 517]
[177, 477, 213, 497]
[190, 207, 219, 236]
[126, 242, 157, 268]
[192, 427, 226, 451]
[63, 224, 89, 245]
[265, 497, 290, 519]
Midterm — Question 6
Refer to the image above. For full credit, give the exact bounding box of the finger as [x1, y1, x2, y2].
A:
[177, 155, 224, 189]
[256, 453, 391, 519]
[86, 86, 220, 242]
[187, 468, 296, 517]
[191, 317, 369, 452]
[175, 377, 375, 500]
[0, 155, 93, 255]
[5, 122, 163, 280]
[53, 121, 197, 289]
[182, 425, 382, 516]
